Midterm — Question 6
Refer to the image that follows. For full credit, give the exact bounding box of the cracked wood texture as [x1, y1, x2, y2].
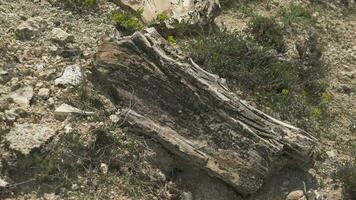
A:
[91, 28, 317, 195]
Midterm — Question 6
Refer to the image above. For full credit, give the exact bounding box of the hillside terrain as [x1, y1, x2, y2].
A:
[0, 0, 355, 200]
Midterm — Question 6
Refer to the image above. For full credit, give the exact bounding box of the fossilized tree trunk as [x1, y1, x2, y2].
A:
[91, 28, 317, 195]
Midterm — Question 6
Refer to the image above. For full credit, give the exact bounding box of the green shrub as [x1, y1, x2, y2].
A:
[167, 35, 176, 44]
[184, 29, 327, 124]
[112, 10, 144, 33]
[185, 30, 294, 93]
[248, 15, 285, 52]
[156, 12, 169, 22]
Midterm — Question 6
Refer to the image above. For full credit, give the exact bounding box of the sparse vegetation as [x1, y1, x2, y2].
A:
[184, 24, 327, 127]
[53, 0, 98, 11]
[279, 3, 316, 27]
[10, 123, 179, 199]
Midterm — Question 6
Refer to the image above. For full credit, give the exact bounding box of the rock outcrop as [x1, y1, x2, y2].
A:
[91, 28, 317, 195]
[114, 0, 220, 31]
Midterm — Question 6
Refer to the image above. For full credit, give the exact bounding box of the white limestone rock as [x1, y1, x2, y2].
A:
[54, 65, 82, 86]
[54, 103, 94, 120]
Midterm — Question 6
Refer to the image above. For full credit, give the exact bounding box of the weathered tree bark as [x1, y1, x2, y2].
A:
[91, 28, 317, 195]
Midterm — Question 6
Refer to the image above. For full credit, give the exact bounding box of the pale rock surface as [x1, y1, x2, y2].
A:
[51, 28, 74, 44]
[0, 178, 8, 188]
[182, 191, 193, 200]
[64, 123, 73, 134]
[54, 103, 94, 120]
[109, 114, 120, 123]
[4, 109, 18, 122]
[9, 86, 34, 108]
[286, 190, 306, 200]
[38, 88, 50, 99]
[116, 0, 220, 27]
[5, 123, 55, 155]
[100, 163, 108, 174]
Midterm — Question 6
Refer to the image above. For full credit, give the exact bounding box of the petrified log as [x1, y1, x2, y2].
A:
[91, 28, 317, 195]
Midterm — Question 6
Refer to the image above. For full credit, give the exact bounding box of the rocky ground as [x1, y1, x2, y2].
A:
[0, 0, 355, 200]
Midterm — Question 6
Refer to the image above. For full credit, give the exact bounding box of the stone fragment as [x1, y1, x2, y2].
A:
[286, 190, 307, 200]
[0, 68, 10, 84]
[5, 123, 55, 155]
[109, 114, 120, 123]
[15, 17, 45, 40]
[0, 178, 8, 188]
[38, 88, 50, 99]
[4, 109, 18, 122]
[306, 189, 322, 200]
[44, 193, 60, 200]
[341, 71, 355, 79]
[64, 123, 73, 134]
[71, 184, 79, 191]
[100, 163, 108, 174]
[51, 28, 74, 45]
[181, 191, 193, 200]
[54, 65, 82, 86]
[54, 103, 94, 120]
[9, 86, 34, 108]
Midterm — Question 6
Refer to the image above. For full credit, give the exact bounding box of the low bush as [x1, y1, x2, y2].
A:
[185, 30, 294, 97]
[248, 15, 285, 52]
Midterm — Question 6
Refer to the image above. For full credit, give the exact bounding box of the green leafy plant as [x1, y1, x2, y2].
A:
[156, 12, 169, 22]
[167, 35, 176, 44]
[112, 10, 144, 33]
